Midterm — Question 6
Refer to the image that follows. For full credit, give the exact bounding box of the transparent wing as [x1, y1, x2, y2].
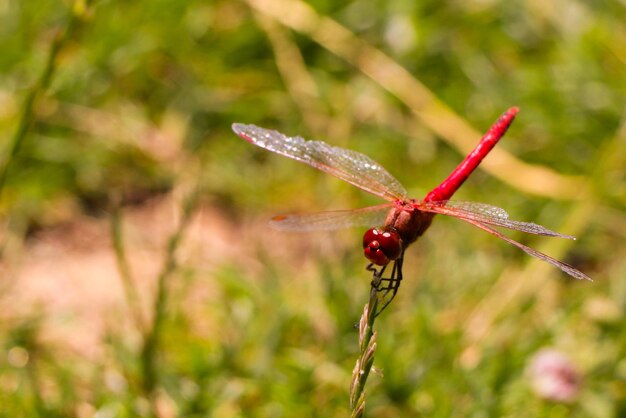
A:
[269, 203, 392, 231]
[417, 201, 575, 238]
[233, 123, 407, 201]
[458, 217, 592, 281]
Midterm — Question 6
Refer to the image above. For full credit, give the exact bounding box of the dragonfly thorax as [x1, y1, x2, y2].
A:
[386, 200, 435, 247]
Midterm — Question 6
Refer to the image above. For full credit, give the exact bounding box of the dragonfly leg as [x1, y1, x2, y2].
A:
[367, 252, 404, 317]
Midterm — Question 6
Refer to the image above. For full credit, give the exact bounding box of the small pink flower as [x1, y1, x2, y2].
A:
[528, 349, 581, 403]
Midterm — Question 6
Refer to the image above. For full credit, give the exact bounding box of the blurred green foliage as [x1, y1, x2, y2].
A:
[1, 0, 625, 416]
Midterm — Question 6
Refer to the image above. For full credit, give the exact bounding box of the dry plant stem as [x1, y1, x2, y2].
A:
[111, 207, 147, 334]
[254, 14, 327, 135]
[350, 284, 381, 417]
[141, 189, 200, 399]
[244, 0, 585, 199]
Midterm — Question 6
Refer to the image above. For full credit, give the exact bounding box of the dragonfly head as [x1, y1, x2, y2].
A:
[363, 228, 402, 266]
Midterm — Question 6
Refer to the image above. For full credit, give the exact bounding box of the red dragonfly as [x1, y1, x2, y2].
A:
[233, 108, 590, 312]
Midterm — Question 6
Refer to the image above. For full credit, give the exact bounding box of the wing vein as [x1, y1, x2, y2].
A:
[233, 124, 407, 201]
[456, 217, 591, 280]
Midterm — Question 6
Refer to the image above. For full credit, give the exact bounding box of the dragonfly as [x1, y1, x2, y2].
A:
[232, 108, 591, 314]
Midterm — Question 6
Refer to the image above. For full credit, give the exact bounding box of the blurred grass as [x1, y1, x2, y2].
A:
[1, 0, 625, 416]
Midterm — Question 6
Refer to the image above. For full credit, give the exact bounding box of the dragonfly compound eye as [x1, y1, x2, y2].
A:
[363, 228, 402, 266]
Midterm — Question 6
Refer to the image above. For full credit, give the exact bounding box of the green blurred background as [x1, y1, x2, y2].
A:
[1, 0, 625, 416]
